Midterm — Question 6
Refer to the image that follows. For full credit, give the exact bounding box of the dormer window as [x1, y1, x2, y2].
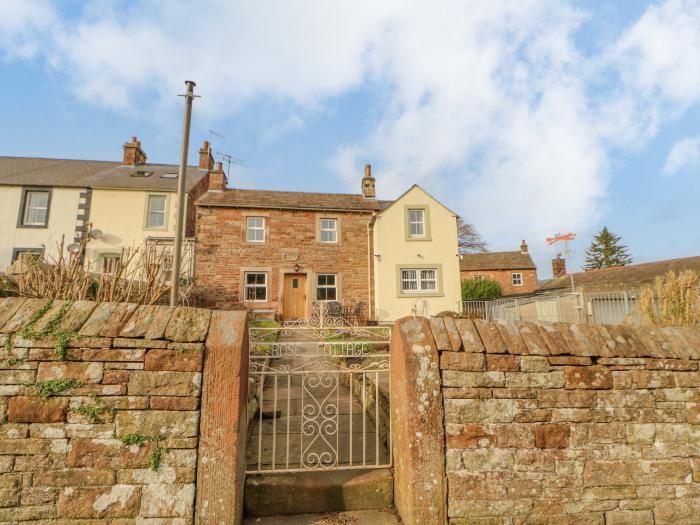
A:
[131, 170, 153, 177]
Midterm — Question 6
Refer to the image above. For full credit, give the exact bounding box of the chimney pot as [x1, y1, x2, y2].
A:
[123, 136, 147, 166]
[520, 240, 528, 254]
[198, 140, 215, 170]
[361, 163, 375, 199]
[552, 255, 567, 278]
[208, 161, 227, 192]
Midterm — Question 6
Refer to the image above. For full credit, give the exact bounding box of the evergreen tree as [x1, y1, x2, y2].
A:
[584, 227, 632, 270]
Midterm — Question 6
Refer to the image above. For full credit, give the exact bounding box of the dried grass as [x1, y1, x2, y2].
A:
[1, 227, 196, 306]
[638, 270, 700, 327]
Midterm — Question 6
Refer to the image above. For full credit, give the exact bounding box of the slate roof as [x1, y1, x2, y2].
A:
[197, 188, 383, 212]
[0, 156, 208, 192]
[538, 255, 700, 292]
[460, 251, 536, 271]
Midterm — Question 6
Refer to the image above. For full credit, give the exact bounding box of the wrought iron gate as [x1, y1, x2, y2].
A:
[246, 307, 391, 474]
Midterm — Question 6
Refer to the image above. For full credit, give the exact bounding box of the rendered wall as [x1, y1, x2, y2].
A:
[373, 186, 462, 322]
[0, 186, 83, 271]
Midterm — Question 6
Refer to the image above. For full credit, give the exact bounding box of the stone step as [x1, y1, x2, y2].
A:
[244, 468, 394, 517]
[242, 509, 401, 524]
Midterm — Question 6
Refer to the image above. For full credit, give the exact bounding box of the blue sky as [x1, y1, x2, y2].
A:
[1, 0, 699, 277]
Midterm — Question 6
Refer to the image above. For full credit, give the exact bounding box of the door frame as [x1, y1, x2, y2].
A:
[280, 270, 309, 320]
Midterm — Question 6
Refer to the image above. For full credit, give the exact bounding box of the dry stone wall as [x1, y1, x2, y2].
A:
[0, 297, 213, 523]
[425, 317, 700, 525]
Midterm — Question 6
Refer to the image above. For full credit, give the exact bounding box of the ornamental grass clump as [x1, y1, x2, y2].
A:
[638, 270, 700, 327]
[0, 224, 196, 306]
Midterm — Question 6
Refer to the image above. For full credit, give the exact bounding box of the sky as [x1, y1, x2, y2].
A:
[1, 0, 699, 277]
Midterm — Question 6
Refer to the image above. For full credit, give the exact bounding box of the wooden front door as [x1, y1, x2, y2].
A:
[283, 273, 307, 320]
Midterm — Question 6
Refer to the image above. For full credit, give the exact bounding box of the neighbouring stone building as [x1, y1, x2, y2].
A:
[460, 241, 538, 296]
[539, 254, 700, 294]
[195, 165, 462, 321]
[0, 137, 215, 278]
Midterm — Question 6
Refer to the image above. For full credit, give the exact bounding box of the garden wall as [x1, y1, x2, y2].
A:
[391, 316, 700, 525]
[0, 297, 248, 524]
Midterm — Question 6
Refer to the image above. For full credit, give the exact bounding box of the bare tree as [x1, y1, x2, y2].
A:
[457, 218, 487, 253]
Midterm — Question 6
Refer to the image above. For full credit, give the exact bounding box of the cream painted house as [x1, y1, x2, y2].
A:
[0, 137, 217, 277]
[371, 184, 462, 322]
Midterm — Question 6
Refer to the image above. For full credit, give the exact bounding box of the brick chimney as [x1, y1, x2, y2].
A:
[199, 141, 214, 170]
[520, 239, 528, 254]
[208, 162, 227, 192]
[122, 136, 147, 166]
[361, 164, 375, 199]
[552, 255, 567, 278]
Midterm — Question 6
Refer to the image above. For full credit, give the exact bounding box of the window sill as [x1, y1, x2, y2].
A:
[397, 292, 444, 298]
[17, 224, 48, 229]
[405, 237, 432, 242]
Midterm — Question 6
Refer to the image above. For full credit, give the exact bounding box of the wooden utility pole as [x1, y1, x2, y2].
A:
[170, 80, 197, 306]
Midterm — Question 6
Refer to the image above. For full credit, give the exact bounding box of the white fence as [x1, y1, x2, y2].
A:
[463, 290, 642, 325]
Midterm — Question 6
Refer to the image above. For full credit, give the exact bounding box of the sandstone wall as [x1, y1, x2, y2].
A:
[408, 317, 700, 524]
[0, 297, 219, 523]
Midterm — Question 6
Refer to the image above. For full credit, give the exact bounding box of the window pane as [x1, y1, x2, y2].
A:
[408, 209, 425, 236]
[149, 196, 165, 212]
[147, 196, 166, 227]
[23, 191, 49, 225]
[321, 230, 336, 242]
[246, 217, 265, 241]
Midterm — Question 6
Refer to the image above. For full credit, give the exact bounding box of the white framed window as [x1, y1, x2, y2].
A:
[316, 274, 337, 301]
[146, 195, 167, 228]
[246, 217, 265, 242]
[12, 248, 43, 263]
[474, 275, 485, 281]
[21, 190, 50, 227]
[400, 268, 437, 293]
[512, 272, 523, 286]
[100, 254, 122, 275]
[244, 272, 267, 302]
[407, 208, 425, 237]
[162, 254, 174, 282]
[319, 218, 338, 243]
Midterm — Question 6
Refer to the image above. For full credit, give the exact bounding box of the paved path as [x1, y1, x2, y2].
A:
[243, 509, 401, 525]
[247, 330, 390, 471]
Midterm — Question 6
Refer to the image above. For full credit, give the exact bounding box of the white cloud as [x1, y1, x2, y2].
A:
[2, 0, 700, 254]
[663, 136, 700, 175]
[0, 0, 57, 59]
[614, 0, 700, 106]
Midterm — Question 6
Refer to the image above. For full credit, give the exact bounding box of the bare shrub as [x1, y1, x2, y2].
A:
[1, 227, 196, 305]
[638, 270, 700, 327]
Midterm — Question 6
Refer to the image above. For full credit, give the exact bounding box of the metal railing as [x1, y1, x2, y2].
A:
[246, 306, 391, 473]
[462, 290, 642, 326]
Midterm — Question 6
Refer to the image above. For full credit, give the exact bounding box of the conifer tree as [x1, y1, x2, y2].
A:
[584, 227, 632, 270]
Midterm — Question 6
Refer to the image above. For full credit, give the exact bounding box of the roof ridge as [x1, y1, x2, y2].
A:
[227, 187, 371, 198]
[0, 155, 199, 170]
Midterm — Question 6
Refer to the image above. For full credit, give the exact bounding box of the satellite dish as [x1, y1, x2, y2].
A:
[90, 229, 103, 239]
[67, 243, 81, 253]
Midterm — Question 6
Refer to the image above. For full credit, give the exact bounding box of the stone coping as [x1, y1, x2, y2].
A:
[427, 317, 700, 360]
[0, 297, 212, 344]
